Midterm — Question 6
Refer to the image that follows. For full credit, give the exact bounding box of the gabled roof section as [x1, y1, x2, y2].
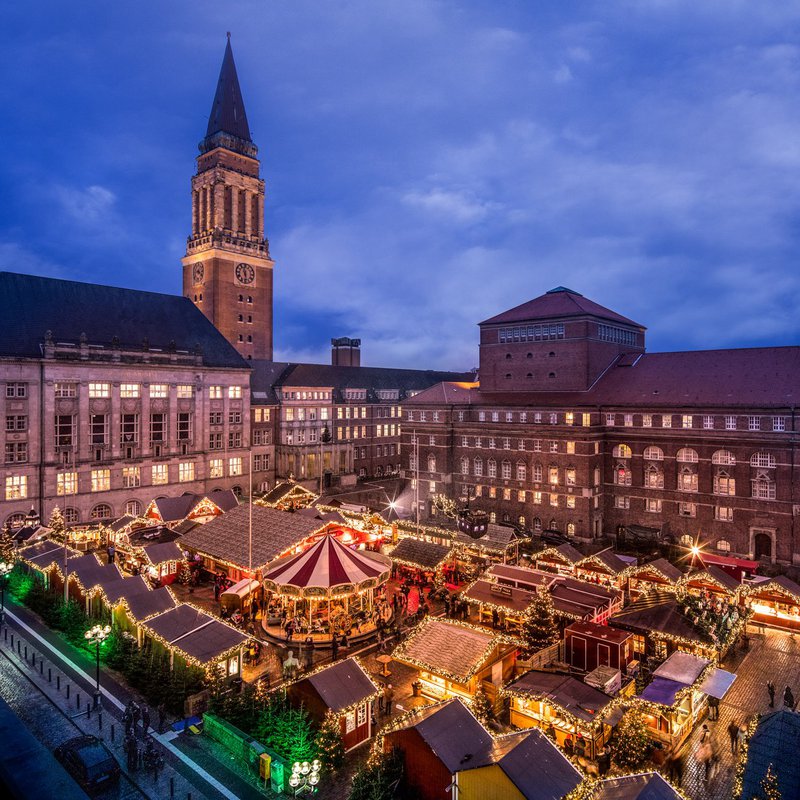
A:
[0, 272, 248, 369]
[481, 287, 643, 328]
[591, 772, 682, 800]
[402, 381, 479, 406]
[740, 709, 800, 800]
[302, 657, 380, 713]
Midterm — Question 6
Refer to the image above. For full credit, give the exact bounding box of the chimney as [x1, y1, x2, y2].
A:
[331, 337, 361, 367]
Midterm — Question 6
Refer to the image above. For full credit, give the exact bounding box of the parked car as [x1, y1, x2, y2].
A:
[54, 735, 120, 795]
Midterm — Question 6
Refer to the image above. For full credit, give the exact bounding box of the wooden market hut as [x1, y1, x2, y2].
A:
[453, 522, 527, 567]
[17, 540, 81, 587]
[504, 669, 620, 758]
[143, 489, 238, 529]
[141, 603, 249, 676]
[590, 773, 682, 800]
[533, 543, 583, 576]
[392, 618, 517, 710]
[113, 585, 178, 635]
[574, 549, 632, 589]
[623, 558, 683, 599]
[460, 579, 536, 633]
[258, 480, 318, 510]
[678, 564, 741, 602]
[635, 651, 735, 749]
[387, 537, 454, 584]
[286, 657, 380, 751]
[563, 621, 634, 675]
[382, 698, 582, 800]
[138, 540, 185, 586]
[743, 575, 800, 632]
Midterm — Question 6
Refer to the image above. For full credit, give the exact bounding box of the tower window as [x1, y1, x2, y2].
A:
[238, 314, 243, 322]
[549, 372, 556, 378]
[238, 294, 243, 302]
[247, 315, 252, 323]
[247, 335, 252, 342]
[199, 293, 202, 301]
[247, 296, 253, 303]
[527, 353, 532, 359]
[193, 295, 197, 302]
[238, 335, 243, 342]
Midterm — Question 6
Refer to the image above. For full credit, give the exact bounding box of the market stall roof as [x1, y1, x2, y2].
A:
[149, 494, 197, 524]
[181, 504, 325, 571]
[700, 552, 758, 573]
[141, 541, 184, 566]
[67, 554, 123, 590]
[106, 515, 137, 533]
[454, 522, 525, 553]
[18, 540, 81, 570]
[591, 772, 682, 800]
[623, 557, 683, 585]
[123, 586, 177, 622]
[260, 481, 318, 508]
[461, 579, 535, 615]
[393, 619, 503, 684]
[144, 603, 248, 665]
[653, 651, 709, 685]
[610, 593, 713, 645]
[745, 574, 800, 602]
[638, 677, 687, 707]
[264, 533, 390, 594]
[301, 657, 380, 713]
[565, 620, 632, 645]
[576, 549, 629, 575]
[487, 563, 557, 590]
[680, 564, 741, 594]
[740, 709, 800, 800]
[698, 667, 736, 700]
[534, 543, 584, 565]
[98, 574, 150, 605]
[388, 537, 453, 571]
[504, 670, 615, 724]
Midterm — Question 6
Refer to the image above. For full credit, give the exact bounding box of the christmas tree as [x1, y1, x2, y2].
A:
[522, 589, 559, 652]
[760, 764, 782, 800]
[316, 710, 345, 771]
[470, 686, 493, 724]
[48, 506, 66, 543]
[349, 748, 404, 800]
[610, 707, 651, 770]
[0, 522, 14, 562]
[177, 561, 193, 587]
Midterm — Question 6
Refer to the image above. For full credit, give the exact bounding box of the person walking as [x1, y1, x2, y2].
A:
[131, 701, 141, 734]
[695, 740, 713, 783]
[699, 723, 710, 742]
[383, 684, 394, 716]
[331, 636, 339, 662]
[737, 724, 748, 754]
[141, 705, 151, 737]
[707, 695, 719, 721]
[784, 685, 795, 708]
[666, 748, 684, 785]
[768, 681, 776, 708]
[728, 720, 739, 754]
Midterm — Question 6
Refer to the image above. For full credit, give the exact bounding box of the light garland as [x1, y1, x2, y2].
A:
[740, 578, 800, 607]
[731, 714, 759, 799]
[677, 569, 740, 598]
[620, 562, 682, 586]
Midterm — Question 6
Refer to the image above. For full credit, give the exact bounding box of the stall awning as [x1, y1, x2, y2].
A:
[638, 677, 686, 708]
[698, 668, 737, 700]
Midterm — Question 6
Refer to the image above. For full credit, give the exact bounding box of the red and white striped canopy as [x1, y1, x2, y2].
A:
[263, 533, 391, 597]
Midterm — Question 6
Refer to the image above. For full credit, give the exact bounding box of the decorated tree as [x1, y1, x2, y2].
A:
[0, 522, 14, 562]
[760, 764, 782, 800]
[349, 748, 404, 800]
[316, 710, 345, 771]
[470, 685, 493, 725]
[522, 589, 559, 652]
[48, 506, 66, 543]
[177, 560, 193, 588]
[610, 707, 651, 770]
[431, 494, 458, 519]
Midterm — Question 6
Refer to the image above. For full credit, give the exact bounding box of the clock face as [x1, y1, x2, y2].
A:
[192, 263, 204, 284]
[235, 263, 255, 285]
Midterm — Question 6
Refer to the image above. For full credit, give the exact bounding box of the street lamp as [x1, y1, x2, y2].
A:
[84, 623, 111, 707]
[288, 760, 321, 795]
[0, 561, 13, 627]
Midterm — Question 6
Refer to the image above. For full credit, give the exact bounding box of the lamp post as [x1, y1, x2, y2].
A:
[288, 760, 321, 795]
[84, 623, 111, 707]
[0, 561, 13, 627]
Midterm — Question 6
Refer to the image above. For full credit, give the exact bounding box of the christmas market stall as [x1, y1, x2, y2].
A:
[574, 549, 634, 590]
[140, 602, 249, 677]
[533, 543, 584, 576]
[392, 618, 517, 711]
[590, 773, 683, 800]
[17, 539, 81, 581]
[453, 522, 527, 568]
[634, 650, 736, 749]
[136, 540, 185, 586]
[143, 489, 238, 529]
[113, 585, 178, 636]
[258, 480, 318, 511]
[503, 669, 621, 758]
[262, 532, 391, 644]
[678, 564, 742, 603]
[699, 552, 758, 583]
[379, 698, 582, 800]
[386, 537, 454, 586]
[742, 574, 800, 632]
[460, 578, 536, 634]
[286, 657, 380, 751]
[622, 558, 683, 599]
[563, 621, 635, 675]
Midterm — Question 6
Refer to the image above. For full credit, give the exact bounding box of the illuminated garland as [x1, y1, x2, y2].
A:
[740, 579, 800, 607]
[620, 562, 682, 586]
[575, 553, 625, 576]
[732, 714, 759, 799]
[567, 772, 690, 800]
[459, 579, 536, 617]
[677, 570, 741, 598]
[391, 617, 518, 684]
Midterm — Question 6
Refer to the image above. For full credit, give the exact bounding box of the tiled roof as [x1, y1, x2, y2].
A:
[261, 481, 317, 505]
[591, 772, 682, 800]
[180, 504, 325, 571]
[302, 657, 380, 712]
[481, 287, 643, 328]
[388, 537, 453, 570]
[0, 272, 247, 369]
[153, 495, 197, 524]
[123, 586, 177, 622]
[740, 709, 800, 800]
[454, 522, 524, 553]
[141, 541, 184, 566]
[610, 595, 712, 644]
[393, 619, 499, 682]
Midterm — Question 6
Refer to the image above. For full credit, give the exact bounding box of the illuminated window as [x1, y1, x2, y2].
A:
[209, 386, 223, 399]
[125, 499, 142, 517]
[566, 495, 576, 509]
[642, 414, 652, 428]
[550, 493, 558, 507]
[177, 385, 194, 399]
[715, 507, 733, 522]
[228, 386, 242, 399]
[179, 462, 195, 482]
[210, 459, 223, 479]
[57, 472, 78, 495]
[533, 492, 542, 505]
[661, 415, 672, 428]
[566, 441, 575, 455]
[120, 384, 140, 398]
[488, 459, 497, 478]
[716, 538, 731, 551]
[518, 490, 526, 502]
[646, 499, 662, 513]
[89, 382, 110, 398]
[150, 384, 168, 399]
[613, 444, 632, 459]
[54, 383, 76, 398]
[229, 457, 243, 476]
[122, 467, 140, 488]
[151, 464, 169, 485]
[91, 469, 110, 492]
[682, 415, 693, 429]
[91, 504, 112, 520]
[5, 475, 27, 500]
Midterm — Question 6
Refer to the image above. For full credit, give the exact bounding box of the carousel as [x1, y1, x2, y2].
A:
[261, 532, 392, 646]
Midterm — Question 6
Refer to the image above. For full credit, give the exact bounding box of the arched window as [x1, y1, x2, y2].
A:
[712, 450, 736, 466]
[5, 512, 25, 528]
[518, 515, 526, 527]
[677, 448, 699, 463]
[750, 452, 776, 468]
[502, 512, 511, 523]
[501, 460, 512, 480]
[232, 485, 243, 498]
[488, 459, 497, 478]
[90, 504, 112, 521]
[474, 457, 483, 477]
[615, 464, 632, 486]
[125, 499, 142, 517]
[643, 446, 663, 461]
[460, 457, 469, 475]
[751, 471, 776, 500]
[489, 511, 497, 523]
[63, 507, 79, 525]
[548, 465, 559, 485]
[613, 444, 632, 459]
[716, 539, 731, 552]
[713, 470, 735, 496]
[533, 463, 543, 482]
[517, 462, 527, 481]
[679, 534, 693, 547]
[644, 464, 664, 488]
[567, 522, 576, 536]
[677, 466, 698, 492]
[427, 454, 436, 473]
[533, 517, 542, 532]
[549, 519, 558, 531]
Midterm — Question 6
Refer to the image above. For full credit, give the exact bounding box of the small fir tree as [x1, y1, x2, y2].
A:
[0, 522, 14, 562]
[760, 764, 782, 800]
[316, 710, 345, 771]
[610, 707, 651, 770]
[522, 589, 559, 652]
[48, 506, 66, 543]
[177, 561, 193, 587]
[349, 748, 404, 800]
[470, 685, 493, 724]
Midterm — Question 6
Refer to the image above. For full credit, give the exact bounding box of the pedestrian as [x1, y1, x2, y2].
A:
[768, 681, 776, 708]
[131, 701, 141, 731]
[695, 740, 713, 783]
[107, 544, 115, 565]
[213, 577, 220, 602]
[383, 683, 394, 716]
[563, 735, 574, 757]
[157, 702, 166, 734]
[728, 720, 739, 754]
[699, 724, 709, 742]
[304, 635, 314, 670]
[785, 686, 795, 708]
[141, 705, 151, 737]
[491, 608, 499, 629]
[331, 636, 339, 661]
[126, 734, 138, 772]
[340, 633, 348, 651]
[596, 746, 611, 777]
[666, 748, 684, 785]
[737, 724, 748, 753]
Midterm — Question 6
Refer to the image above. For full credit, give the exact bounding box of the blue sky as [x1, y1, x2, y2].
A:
[3, 1, 800, 370]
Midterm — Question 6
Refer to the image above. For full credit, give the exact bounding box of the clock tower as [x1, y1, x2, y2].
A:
[182, 34, 274, 360]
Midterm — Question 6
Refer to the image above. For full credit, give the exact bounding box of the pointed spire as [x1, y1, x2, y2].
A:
[199, 35, 257, 158]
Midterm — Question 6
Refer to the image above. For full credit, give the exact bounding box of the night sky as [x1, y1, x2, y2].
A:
[3, 1, 800, 370]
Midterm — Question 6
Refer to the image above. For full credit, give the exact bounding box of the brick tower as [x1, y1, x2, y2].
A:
[182, 34, 274, 361]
